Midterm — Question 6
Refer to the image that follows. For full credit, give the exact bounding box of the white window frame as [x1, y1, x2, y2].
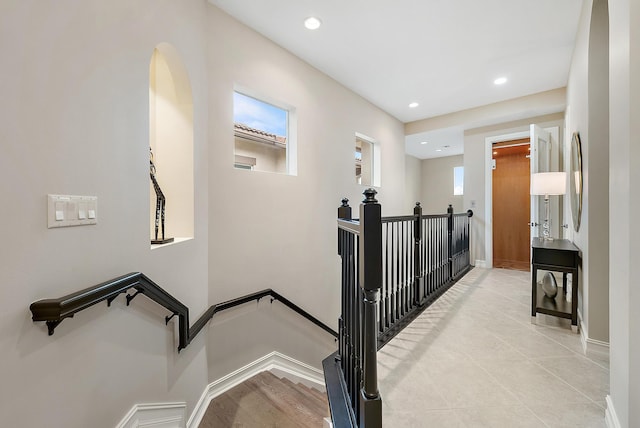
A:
[355, 132, 381, 187]
[233, 85, 298, 176]
[453, 166, 464, 195]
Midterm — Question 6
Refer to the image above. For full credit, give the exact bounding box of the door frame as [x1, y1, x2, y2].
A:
[484, 127, 559, 269]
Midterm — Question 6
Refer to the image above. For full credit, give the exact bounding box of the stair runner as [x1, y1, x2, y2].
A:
[199, 371, 329, 427]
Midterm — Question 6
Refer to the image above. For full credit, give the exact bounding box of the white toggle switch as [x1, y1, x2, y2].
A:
[55, 201, 65, 221]
[48, 194, 98, 228]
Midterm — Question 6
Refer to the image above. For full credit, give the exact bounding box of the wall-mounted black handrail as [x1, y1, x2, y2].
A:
[30, 272, 337, 352]
[189, 288, 338, 340]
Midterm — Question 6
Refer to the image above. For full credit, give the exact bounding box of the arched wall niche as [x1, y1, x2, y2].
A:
[149, 43, 194, 247]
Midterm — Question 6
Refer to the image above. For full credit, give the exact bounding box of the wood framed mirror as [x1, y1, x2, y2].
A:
[569, 132, 583, 232]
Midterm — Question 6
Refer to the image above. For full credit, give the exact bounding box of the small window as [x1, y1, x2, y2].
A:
[234, 154, 256, 170]
[233, 90, 295, 175]
[454, 166, 464, 195]
[356, 137, 374, 185]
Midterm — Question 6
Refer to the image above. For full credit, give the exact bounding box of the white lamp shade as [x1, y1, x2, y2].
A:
[530, 172, 567, 196]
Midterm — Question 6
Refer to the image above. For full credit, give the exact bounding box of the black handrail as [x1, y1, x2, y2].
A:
[30, 272, 337, 352]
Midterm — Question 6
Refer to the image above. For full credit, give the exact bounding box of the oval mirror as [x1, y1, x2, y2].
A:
[569, 132, 583, 232]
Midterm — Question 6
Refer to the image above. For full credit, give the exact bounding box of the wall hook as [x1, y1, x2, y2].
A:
[165, 312, 178, 325]
[126, 290, 143, 306]
[46, 320, 61, 336]
[106, 290, 125, 307]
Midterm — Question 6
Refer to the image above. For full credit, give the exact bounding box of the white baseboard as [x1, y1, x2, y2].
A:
[605, 395, 621, 428]
[116, 402, 186, 428]
[578, 313, 610, 357]
[474, 260, 486, 268]
[187, 351, 325, 428]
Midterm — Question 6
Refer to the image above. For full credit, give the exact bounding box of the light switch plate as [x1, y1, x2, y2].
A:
[48, 195, 98, 228]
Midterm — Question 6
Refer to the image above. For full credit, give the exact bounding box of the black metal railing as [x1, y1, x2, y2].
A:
[30, 273, 337, 352]
[324, 189, 383, 428]
[324, 191, 473, 428]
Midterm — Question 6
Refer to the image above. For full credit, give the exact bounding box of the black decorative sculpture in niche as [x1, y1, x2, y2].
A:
[150, 147, 173, 245]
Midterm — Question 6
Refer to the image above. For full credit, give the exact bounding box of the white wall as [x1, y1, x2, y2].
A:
[607, 0, 640, 426]
[462, 114, 564, 266]
[404, 155, 422, 211]
[565, 0, 610, 345]
[0, 1, 412, 427]
[204, 6, 409, 379]
[420, 155, 464, 214]
[0, 1, 211, 427]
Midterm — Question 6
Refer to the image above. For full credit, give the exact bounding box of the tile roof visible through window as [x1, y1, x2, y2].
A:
[234, 123, 286, 149]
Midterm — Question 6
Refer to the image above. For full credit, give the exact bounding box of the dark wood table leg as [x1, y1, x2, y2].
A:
[571, 269, 579, 333]
[531, 266, 537, 323]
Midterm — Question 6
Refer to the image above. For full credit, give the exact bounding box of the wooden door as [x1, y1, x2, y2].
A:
[493, 142, 531, 270]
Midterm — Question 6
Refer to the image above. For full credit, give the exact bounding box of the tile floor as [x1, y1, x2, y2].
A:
[378, 268, 609, 428]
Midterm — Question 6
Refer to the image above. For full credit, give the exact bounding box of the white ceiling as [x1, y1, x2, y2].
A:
[209, 0, 583, 158]
[405, 127, 465, 159]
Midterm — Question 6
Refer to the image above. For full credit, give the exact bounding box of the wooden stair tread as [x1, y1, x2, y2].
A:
[200, 371, 329, 427]
[270, 376, 329, 418]
[276, 377, 328, 414]
[246, 373, 328, 423]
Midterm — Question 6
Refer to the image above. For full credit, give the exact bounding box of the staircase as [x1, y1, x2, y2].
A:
[199, 371, 329, 427]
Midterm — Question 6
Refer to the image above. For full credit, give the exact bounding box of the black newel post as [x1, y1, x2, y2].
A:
[413, 202, 424, 305]
[338, 198, 352, 256]
[447, 204, 454, 279]
[338, 198, 352, 220]
[359, 189, 382, 428]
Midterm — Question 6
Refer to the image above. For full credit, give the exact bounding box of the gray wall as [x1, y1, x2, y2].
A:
[404, 154, 423, 211]
[0, 2, 411, 427]
[606, 0, 640, 426]
[420, 155, 464, 214]
[462, 114, 565, 266]
[0, 1, 211, 427]
[205, 5, 408, 378]
[565, 0, 610, 346]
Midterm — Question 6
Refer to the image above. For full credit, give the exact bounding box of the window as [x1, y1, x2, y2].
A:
[453, 166, 464, 195]
[234, 154, 256, 170]
[355, 137, 373, 185]
[233, 90, 296, 175]
[355, 134, 380, 186]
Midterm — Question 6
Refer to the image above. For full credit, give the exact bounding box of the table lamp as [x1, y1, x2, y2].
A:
[530, 172, 567, 240]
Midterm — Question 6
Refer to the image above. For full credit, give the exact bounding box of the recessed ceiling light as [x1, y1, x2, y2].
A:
[420, 141, 428, 145]
[304, 17, 322, 30]
[435, 149, 442, 152]
[494, 77, 507, 85]
[409, 102, 419, 108]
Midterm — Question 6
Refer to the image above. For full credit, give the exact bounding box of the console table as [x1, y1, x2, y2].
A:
[531, 238, 580, 332]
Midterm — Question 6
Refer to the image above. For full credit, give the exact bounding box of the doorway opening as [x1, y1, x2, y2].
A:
[492, 139, 531, 270]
